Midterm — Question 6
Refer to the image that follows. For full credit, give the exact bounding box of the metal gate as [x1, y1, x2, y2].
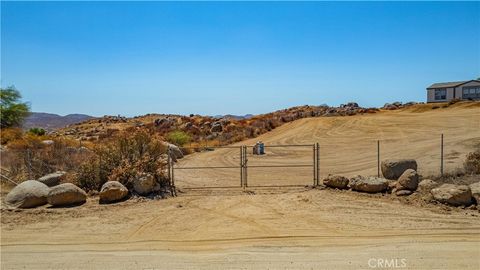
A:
[169, 143, 320, 191]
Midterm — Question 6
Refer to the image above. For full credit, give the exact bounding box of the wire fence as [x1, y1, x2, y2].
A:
[1, 134, 474, 190]
[170, 133, 473, 189]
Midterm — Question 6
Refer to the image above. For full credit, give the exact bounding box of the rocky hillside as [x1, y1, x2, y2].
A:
[52, 102, 390, 145]
[23, 112, 93, 131]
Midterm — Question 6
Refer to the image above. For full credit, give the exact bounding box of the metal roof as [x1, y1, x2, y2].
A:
[427, 80, 480, 89]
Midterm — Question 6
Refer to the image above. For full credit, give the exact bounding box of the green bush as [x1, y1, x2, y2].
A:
[166, 130, 191, 146]
[28, 127, 46, 136]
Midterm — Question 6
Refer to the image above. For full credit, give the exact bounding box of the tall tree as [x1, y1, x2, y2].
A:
[0, 86, 30, 128]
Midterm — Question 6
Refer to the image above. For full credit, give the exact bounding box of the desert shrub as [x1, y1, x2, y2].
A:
[166, 130, 191, 146]
[28, 127, 46, 136]
[76, 130, 168, 191]
[464, 149, 480, 174]
[0, 127, 23, 145]
[1, 137, 92, 182]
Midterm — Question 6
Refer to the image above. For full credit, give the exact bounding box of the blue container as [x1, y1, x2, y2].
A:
[259, 142, 265, 155]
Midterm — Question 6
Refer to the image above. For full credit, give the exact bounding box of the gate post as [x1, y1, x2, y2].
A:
[243, 146, 248, 188]
[240, 146, 243, 188]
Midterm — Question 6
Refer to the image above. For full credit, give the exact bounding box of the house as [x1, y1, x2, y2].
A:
[427, 79, 480, 103]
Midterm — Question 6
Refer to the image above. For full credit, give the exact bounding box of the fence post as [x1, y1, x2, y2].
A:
[240, 146, 243, 188]
[313, 144, 316, 186]
[316, 142, 320, 185]
[243, 146, 248, 188]
[377, 140, 380, 178]
[167, 146, 171, 185]
[441, 133, 444, 176]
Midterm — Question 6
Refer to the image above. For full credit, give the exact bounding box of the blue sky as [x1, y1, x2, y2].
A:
[1, 1, 479, 117]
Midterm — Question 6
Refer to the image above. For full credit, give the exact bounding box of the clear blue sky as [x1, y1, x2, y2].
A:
[1, 1, 479, 117]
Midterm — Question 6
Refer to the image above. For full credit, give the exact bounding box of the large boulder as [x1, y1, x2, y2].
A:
[381, 159, 417, 180]
[5, 180, 50, 208]
[350, 176, 389, 193]
[133, 173, 156, 195]
[469, 182, 480, 204]
[418, 179, 438, 191]
[47, 183, 87, 207]
[396, 169, 419, 191]
[323, 175, 349, 189]
[210, 121, 223, 133]
[99, 181, 128, 203]
[166, 143, 184, 161]
[431, 184, 472, 206]
[37, 171, 66, 187]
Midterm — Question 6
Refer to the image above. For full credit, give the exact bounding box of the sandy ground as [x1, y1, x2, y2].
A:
[1, 103, 480, 269]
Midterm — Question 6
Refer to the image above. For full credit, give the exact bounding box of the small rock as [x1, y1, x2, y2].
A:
[469, 182, 480, 204]
[37, 171, 66, 187]
[323, 175, 349, 189]
[100, 181, 128, 203]
[396, 190, 413, 196]
[166, 143, 184, 161]
[41, 140, 54, 145]
[418, 179, 438, 191]
[381, 159, 417, 180]
[350, 176, 389, 193]
[396, 169, 419, 191]
[431, 184, 472, 206]
[133, 173, 156, 195]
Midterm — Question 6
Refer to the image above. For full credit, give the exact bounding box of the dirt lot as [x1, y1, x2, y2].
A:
[1, 103, 480, 269]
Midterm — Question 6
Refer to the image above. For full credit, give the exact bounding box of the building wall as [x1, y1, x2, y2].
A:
[427, 81, 480, 102]
[427, 87, 454, 103]
[454, 81, 480, 99]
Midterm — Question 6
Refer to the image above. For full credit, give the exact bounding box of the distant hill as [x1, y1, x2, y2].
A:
[23, 112, 94, 131]
[214, 114, 254, 120]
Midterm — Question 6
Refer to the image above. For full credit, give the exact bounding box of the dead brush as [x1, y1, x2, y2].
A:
[76, 130, 168, 191]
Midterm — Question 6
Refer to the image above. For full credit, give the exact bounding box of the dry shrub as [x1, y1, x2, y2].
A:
[0, 128, 23, 145]
[1, 136, 91, 182]
[464, 149, 480, 174]
[76, 130, 167, 191]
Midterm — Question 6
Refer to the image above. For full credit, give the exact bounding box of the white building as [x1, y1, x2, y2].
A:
[426, 80, 480, 103]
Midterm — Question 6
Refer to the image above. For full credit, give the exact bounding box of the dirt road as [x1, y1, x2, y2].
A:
[175, 102, 480, 188]
[1, 103, 480, 269]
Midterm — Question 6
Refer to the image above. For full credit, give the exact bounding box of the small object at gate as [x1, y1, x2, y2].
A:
[253, 141, 265, 155]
